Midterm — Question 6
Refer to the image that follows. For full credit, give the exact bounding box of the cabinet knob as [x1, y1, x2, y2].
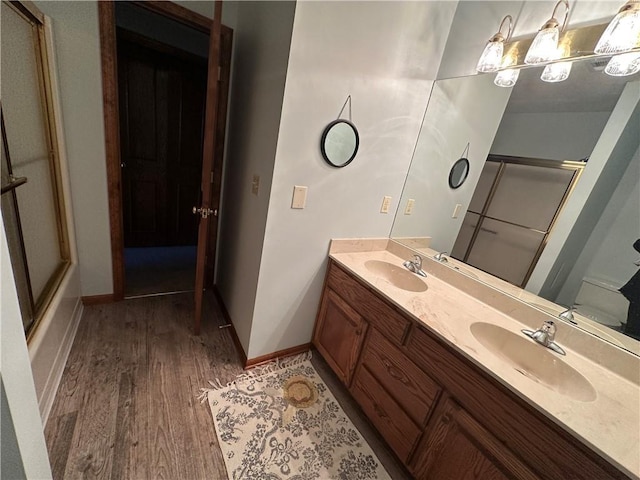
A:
[374, 403, 387, 419]
[383, 359, 405, 382]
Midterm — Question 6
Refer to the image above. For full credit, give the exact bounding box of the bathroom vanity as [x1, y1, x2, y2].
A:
[312, 239, 639, 480]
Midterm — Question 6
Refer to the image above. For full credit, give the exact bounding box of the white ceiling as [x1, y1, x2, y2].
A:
[506, 57, 640, 114]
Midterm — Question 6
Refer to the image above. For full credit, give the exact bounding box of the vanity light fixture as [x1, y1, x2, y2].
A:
[525, 0, 570, 65]
[476, 15, 513, 73]
[541, 43, 572, 82]
[604, 51, 640, 76]
[494, 52, 520, 88]
[594, 0, 640, 55]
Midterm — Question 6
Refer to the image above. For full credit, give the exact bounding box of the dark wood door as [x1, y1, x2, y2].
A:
[193, 0, 222, 334]
[118, 36, 207, 248]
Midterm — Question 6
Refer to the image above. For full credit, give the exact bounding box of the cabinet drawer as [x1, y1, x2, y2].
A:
[361, 329, 441, 426]
[327, 261, 409, 345]
[351, 365, 421, 462]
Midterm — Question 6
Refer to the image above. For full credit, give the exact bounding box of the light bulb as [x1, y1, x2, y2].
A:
[541, 61, 572, 82]
[541, 44, 572, 82]
[525, 0, 570, 65]
[604, 51, 640, 76]
[477, 41, 504, 73]
[525, 26, 560, 64]
[494, 69, 520, 87]
[476, 16, 513, 73]
[595, 1, 640, 55]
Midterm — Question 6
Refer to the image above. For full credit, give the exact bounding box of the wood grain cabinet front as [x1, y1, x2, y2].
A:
[358, 328, 441, 427]
[312, 287, 367, 386]
[410, 395, 539, 480]
[313, 260, 630, 480]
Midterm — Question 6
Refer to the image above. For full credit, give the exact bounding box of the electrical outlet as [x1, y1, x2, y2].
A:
[452, 203, 463, 218]
[291, 185, 308, 209]
[380, 196, 391, 213]
[251, 175, 260, 195]
[404, 198, 415, 215]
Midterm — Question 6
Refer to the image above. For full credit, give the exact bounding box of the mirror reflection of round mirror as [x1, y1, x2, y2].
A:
[449, 158, 470, 189]
[320, 119, 359, 168]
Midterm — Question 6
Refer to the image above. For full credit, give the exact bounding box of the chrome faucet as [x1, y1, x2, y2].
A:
[522, 320, 566, 355]
[433, 251, 449, 263]
[559, 306, 578, 325]
[403, 254, 427, 277]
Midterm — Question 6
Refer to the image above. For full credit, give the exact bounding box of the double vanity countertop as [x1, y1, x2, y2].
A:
[328, 239, 640, 479]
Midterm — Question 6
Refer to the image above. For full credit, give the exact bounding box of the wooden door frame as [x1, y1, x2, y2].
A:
[98, 1, 229, 300]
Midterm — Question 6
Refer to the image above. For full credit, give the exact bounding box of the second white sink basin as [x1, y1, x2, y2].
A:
[470, 322, 596, 402]
[364, 260, 427, 292]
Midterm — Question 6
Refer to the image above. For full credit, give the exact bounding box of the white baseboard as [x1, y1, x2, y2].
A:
[39, 297, 83, 425]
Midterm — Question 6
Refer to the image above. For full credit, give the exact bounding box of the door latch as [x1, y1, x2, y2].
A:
[192, 206, 217, 218]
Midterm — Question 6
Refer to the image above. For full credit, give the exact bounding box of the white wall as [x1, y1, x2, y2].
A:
[557, 148, 640, 306]
[216, 1, 296, 354]
[391, 74, 512, 252]
[529, 81, 640, 297]
[35, 1, 112, 297]
[0, 213, 52, 479]
[245, 1, 457, 359]
[491, 111, 611, 161]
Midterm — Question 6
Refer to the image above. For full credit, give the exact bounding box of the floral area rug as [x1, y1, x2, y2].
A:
[200, 353, 391, 480]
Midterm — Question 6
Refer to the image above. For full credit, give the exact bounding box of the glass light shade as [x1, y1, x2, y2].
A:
[477, 40, 504, 72]
[604, 51, 640, 76]
[525, 26, 560, 64]
[594, 4, 640, 55]
[494, 68, 520, 87]
[541, 61, 572, 82]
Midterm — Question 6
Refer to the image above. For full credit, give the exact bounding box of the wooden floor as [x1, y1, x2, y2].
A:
[45, 293, 411, 479]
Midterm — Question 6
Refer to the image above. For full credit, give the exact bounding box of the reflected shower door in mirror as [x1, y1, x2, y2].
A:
[390, 57, 640, 355]
[451, 156, 583, 288]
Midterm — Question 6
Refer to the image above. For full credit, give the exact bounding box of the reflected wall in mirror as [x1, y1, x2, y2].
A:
[391, 56, 640, 355]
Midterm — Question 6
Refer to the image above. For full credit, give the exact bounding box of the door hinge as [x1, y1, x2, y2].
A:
[218, 66, 221, 81]
[211, 171, 214, 183]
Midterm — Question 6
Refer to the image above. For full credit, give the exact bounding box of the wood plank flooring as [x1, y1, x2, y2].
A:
[45, 292, 412, 479]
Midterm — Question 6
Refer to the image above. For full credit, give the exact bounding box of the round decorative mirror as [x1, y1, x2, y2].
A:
[449, 158, 470, 189]
[320, 119, 359, 168]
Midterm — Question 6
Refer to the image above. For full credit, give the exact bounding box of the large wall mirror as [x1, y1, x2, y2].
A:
[391, 56, 640, 356]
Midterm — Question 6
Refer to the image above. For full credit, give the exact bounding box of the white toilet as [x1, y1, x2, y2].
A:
[574, 277, 629, 330]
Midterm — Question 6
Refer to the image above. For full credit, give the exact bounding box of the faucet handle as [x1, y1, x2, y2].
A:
[434, 251, 449, 262]
[542, 320, 556, 342]
[559, 306, 578, 324]
[413, 254, 423, 268]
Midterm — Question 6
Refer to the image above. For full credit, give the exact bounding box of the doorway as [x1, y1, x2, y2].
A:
[99, 1, 232, 300]
[117, 27, 206, 296]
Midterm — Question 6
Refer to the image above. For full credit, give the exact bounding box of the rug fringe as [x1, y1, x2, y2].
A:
[199, 350, 313, 399]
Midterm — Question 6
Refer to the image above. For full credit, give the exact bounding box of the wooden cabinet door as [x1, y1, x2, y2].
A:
[313, 288, 367, 385]
[410, 396, 539, 480]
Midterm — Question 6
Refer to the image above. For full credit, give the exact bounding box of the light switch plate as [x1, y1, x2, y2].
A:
[404, 199, 415, 215]
[452, 203, 463, 218]
[380, 196, 391, 213]
[251, 175, 260, 195]
[292, 185, 307, 209]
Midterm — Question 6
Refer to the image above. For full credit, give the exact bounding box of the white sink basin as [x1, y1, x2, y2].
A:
[470, 322, 596, 402]
[364, 260, 427, 292]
